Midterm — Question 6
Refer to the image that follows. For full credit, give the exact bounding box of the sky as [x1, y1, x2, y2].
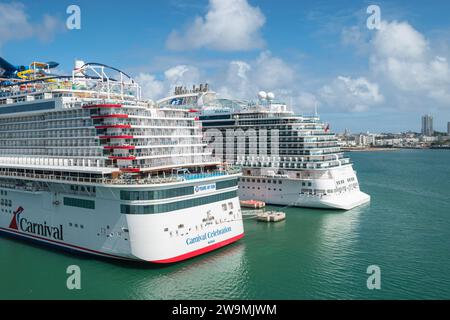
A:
[1, 0, 450, 133]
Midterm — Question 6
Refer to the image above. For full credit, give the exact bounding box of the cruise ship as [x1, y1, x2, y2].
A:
[158, 85, 370, 210]
[0, 61, 244, 263]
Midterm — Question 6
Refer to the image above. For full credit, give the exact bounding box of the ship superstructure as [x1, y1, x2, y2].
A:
[158, 86, 370, 210]
[0, 63, 244, 263]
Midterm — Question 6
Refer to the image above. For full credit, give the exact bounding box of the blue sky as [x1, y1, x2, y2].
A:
[1, 0, 450, 133]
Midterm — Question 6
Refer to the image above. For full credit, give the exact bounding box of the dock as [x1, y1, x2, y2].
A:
[256, 211, 286, 222]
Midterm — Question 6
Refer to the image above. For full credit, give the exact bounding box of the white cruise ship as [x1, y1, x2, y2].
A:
[0, 61, 244, 263]
[158, 85, 370, 210]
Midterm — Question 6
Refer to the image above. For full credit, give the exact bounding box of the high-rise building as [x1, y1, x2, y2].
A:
[421, 115, 434, 136]
[447, 122, 450, 135]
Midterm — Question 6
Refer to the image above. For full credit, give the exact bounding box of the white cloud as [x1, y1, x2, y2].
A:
[319, 76, 384, 112]
[295, 92, 319, 113]
[164, 65, 200, 85]
[372, 21, 427, 60]
[0, 2, 63, 48]
[166, 0, 266, 51]
[0, 2, 33, 45]
[135, 73, 165, 100]
[136, 65, 201, 100]
[217, 51, 296, 99]
[370, 20, 450, 106]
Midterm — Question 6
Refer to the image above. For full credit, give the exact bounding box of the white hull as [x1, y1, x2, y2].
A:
[238, 188, 370, 210]
[0, 176, 244, 263]
[238, 166, 370, 210]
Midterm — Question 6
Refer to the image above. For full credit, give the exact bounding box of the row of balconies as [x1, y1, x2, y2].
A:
[133, 155, 213, 169]
[109, 147, 205, 159]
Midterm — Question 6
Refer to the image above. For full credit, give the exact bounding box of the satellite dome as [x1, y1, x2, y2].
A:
[258, 91, 267, 99]
[267, 92, 275, 100]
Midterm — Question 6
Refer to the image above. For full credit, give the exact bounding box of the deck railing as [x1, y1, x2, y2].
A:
[0, 167, 241, 186]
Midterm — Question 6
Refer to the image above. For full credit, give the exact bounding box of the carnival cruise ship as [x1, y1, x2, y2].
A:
[0, 61, 244, 263]
[158, 85, 370, 210]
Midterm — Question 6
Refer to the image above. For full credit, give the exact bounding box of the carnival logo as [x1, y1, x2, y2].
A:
[9, 206, 64, 240]
[8, 206, 24, 230]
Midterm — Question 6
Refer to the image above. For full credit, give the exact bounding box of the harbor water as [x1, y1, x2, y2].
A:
[1, 150, 449, 299]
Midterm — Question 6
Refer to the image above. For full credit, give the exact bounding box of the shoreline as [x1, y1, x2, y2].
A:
[343, 147, 450, 152]
[342, 148, 400, 152]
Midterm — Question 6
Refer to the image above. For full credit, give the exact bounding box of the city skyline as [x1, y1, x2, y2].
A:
[1, 0, 450, 132]
[421, 114, 434, 136]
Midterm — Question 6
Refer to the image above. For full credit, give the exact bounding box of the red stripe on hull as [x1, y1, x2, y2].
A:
[151, 233, 244, 263]
[91, 114, 129, 119]
[95, 124, 131, 129]
[83, 104, 122, 109]
[120, 168, 140, 173]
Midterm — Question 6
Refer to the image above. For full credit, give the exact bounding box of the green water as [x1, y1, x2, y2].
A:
[1, 150, 449, 299]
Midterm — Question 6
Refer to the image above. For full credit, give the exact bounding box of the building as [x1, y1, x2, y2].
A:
[421, 115, 433, 136]
[447, 122, 450, 135]
[358, 134, 376, 146]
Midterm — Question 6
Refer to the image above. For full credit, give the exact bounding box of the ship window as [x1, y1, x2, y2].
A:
[216, 179, 238, 189]
[63, 197, 95, 210]
[121, 191, 237, 215]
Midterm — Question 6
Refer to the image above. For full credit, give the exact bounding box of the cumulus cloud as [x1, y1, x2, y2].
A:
[319, 76, 384, 112]
[166, 0, 266, 51]
[0, 2, 63, 48]
[369, 20, 450, 105]
[136, 65, 201, 100]
[135, 73, 166, 100]
[217, 51, 296, 99]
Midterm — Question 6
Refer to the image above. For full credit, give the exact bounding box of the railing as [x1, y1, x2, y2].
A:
[0, 167, 241, 186]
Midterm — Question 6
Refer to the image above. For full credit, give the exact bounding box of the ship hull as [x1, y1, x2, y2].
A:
[238, 166, 370, 210]
[0, 178, 244, 263]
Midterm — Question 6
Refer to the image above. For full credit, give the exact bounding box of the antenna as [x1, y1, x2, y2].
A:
[314, 101, 318, 116]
